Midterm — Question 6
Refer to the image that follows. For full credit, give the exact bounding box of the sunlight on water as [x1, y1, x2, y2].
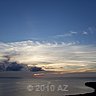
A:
[0, 77, 95, 96]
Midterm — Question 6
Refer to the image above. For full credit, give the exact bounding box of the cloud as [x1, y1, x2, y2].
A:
[53, 31, 78, 39]
[0, 40, 96, 72]
[70, 31, 77, 34]
[82, 31, 88, 35]
[53, 27, 96, 39]
[88, 27, 95, 34]
[53, 34, 71, 38]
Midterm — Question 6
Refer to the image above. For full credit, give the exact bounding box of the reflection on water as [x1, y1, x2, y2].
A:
[0, 77, 96, 96]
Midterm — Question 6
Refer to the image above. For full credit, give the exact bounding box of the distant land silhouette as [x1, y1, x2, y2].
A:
[66, 82, 96, 96]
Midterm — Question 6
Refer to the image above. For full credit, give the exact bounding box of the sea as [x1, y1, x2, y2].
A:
[0, 77, 96, 96]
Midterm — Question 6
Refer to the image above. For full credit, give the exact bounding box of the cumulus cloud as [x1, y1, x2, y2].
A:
[0, 40, 96, 72]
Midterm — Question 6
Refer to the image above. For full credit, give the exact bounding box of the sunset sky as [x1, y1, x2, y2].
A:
[0, 0, 96, 72]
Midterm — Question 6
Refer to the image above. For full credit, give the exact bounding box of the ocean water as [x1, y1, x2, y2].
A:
[0, 77, 96, 96]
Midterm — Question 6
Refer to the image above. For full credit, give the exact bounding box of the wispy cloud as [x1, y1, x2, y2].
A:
[53, 31, 77, 39]
[82, 31, 88, 35]
[0, 40, 96, 72]
[53, 34, 71, 38]
[82, 27, 96, 36]
[88, 27, 95, 34]
[53, 27, 96, 39]
[70, 31, 77, 34]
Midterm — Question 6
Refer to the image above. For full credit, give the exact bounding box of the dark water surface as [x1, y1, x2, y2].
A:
[0, 77, 96, 96]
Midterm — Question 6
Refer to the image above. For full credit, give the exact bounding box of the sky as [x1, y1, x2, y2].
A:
[0, 0, 96, 72]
